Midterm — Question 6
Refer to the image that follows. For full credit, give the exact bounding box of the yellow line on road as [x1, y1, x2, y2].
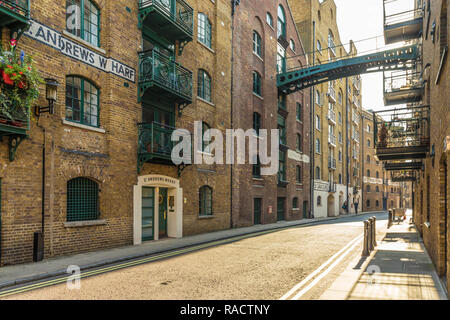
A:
[0, 223, 316, 298]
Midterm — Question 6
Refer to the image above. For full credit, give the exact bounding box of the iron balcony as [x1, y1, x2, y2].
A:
[383, 0, 423, 44]
[137, 121, 191, 172]
[328, 134, 337, 147]
[0, 106, 30, 161]
[374, 106, 430, 161]
[328, 157, 337, 170]
[383, 70, 424, 106]
[328, 108, 336, 124]
[138, 0, 194, 44]
[0, 0, 30, 33]
[138, 49, 193, 104]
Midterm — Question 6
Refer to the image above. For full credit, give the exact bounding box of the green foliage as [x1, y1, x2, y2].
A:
[0, 40, 43, 122]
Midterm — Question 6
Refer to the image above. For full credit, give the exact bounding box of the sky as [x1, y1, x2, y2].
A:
[333, 0, 387, 112]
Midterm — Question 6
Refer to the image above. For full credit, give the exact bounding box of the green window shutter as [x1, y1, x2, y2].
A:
[67, 177, 99, 222]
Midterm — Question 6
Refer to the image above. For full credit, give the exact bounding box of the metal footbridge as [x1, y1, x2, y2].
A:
[277, 44, 419, 95]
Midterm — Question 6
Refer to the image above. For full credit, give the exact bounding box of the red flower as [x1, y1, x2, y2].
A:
[27, 67, 31, 70]
[12, 73, 16, 76]
[7, 65, 13, 69]
[19, 72, 23, 75]
[10, 39, 17, 47]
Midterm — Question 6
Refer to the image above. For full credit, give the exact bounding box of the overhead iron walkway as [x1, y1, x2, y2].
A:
[277, 44, 419, 95]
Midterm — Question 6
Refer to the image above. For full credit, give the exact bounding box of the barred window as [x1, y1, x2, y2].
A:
[199, 185, 212, 216]
[66, 0, 100, 47]
[67, 177, 99, 222]
[198, 13, 211, 48]
[197, 69, 211, 102]
[66, 76, 99, 127]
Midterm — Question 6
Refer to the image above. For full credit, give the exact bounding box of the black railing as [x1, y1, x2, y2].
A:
[0, 0, 29, 18]
[138, 122, 176, 160]
[139, 49, 192, 101]
[374, 106, 430, 150]
[0, 105, 30, 131]
[139, 0, 194, 37]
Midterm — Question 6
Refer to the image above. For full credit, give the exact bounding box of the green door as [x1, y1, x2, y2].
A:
[277, 197, 285, 221]
[142, 187, 155, 241]
[159, 188, 168, 237]
[303, 201, 308, 219]
[254, 198, 262, 225]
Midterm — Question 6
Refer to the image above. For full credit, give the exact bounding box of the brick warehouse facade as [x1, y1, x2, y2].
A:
[290, 0, 363, 218]
[230, 0, 311, 227]
[0, 0, 234, 266]
[411, 0, 449, 293]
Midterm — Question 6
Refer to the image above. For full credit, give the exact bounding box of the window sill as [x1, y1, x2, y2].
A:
[296, 120, 303, 124]
[62, 30, 106, 55]
[64, 219, 107, 228]
[253, 93, 264, 100]
[197, 40, 215, 54]
[292, 208, 300, 211]
[62, 119, 106, 133]
[197, 96, 215, 107]
[198, 215, 215, 219]
[253, 52, 264, 62]
[252, 177, 263, 181]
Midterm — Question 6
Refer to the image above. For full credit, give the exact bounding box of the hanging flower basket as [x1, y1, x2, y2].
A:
[1, 70, 14, 86]
[0, 39, 43, 123]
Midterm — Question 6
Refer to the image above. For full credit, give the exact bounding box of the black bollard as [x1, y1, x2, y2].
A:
[362, 220, 370, 256]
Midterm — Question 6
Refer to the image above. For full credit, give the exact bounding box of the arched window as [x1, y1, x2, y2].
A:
[316, 138, 321, 154]
[367, 139, 371, 147]
[253, 31, 262, 57]
[199, 186, 213, 216]
[266, 12, 273, 27]
[198, 69, 211, 102]
[198, 13, 212, 48]
[376, 171, 379, 178]
[367, 155, 370, 163]
[293, 197, 299, 209]
[66, 76, 99, 127]
[277, 5, 286, 39]
[367, 170, 371, 177]
[338, 91, 342, 105]
[66, 0, 100, 46]
[67, 177, 99, 222]
[317, 196, 322, 206]
[316, 166, 321, 180]
[252, 71, 262, 96]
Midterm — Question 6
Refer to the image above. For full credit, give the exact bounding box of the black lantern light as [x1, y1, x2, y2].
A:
[35, 78, 59, 116]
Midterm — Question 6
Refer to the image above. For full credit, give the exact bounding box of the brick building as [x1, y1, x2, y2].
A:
[0, 0, 233, 266]
[289, 0, 363, 218]
[230, 0, 311, 226]
[409, 0, 449, 294]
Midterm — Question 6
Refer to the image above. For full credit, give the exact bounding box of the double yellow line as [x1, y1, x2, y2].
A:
[0, 224, 306, 298]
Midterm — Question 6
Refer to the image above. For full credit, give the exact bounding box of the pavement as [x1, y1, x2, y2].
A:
[320, 212, 448, 300]
[0, 211, 383, 291]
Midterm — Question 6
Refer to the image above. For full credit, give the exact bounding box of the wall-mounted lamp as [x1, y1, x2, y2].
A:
[35, 78, 59, 116]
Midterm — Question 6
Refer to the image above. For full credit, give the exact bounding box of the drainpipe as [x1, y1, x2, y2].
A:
[310, 20, 316, 219]
[345, 78, 349, 213]
[230, 1, 236, 228]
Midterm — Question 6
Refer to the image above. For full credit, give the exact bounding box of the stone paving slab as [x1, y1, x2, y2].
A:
[0, 211, 385, 290]
[323, 218, 448, 300]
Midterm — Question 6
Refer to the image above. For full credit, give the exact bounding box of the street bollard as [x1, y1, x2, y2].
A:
[388, 209, 393, 228]
[368, 218, 374, 252]
[372, 216, 377, 247]
[362, 220, 370, 256]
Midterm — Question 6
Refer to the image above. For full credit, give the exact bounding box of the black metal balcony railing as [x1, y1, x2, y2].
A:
[374, 106, 430, 161]
[383, 70, 423, 105]
[137, 121, 192, 173]
[0, 106, 30, 132]
[0, 0, 30, 32]
[138, 0, 194, 43]
[383, 0, 423, 44]
[138, 50, 193, 103]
